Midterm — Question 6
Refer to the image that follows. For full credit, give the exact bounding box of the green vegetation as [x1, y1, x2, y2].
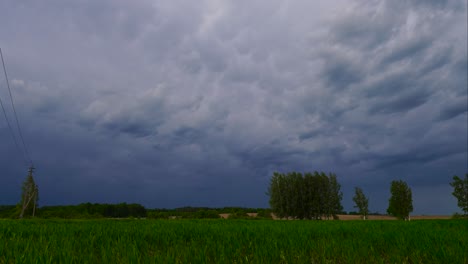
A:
[268, 171, 343, 220]
[1, 204, 273, 220]
[0, 205, 17, 218]
[147, 209, 220, 219]
[1, 219, 466, 263]
[387, 180, 413, 220]
[450, 174, 468, 216]
[18, 167, 39, 218]
[0, 203, 147, 219]
[353, 187, 369, 220]
[38, 203, 147, 219]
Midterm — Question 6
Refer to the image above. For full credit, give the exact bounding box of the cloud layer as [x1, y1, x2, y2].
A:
[1, 0, 466, 214]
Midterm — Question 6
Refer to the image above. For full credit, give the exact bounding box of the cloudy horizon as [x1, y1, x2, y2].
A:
[1, 0, 467, 215]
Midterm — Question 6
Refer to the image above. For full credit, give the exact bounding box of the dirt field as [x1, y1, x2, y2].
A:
[219, 213, 451, 220]
[319, 214, 451, 220]
[409, 215, 451, 220]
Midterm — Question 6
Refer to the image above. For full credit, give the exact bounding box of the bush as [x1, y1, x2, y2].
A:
[147, 212, 170, 219]
[228, 212, 250, 219]
[256, 209, 273, 219]
[451, 213, 468, 219]
[194, 210, 220, 219]
[0, 205, 19, 219]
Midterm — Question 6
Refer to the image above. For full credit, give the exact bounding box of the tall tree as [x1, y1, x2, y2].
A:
[289, 172, 304, 219]
[450, 174, 468, 216]
[303, 172, 315, 219]
[309, 171, 323, 219]
[328, 173, 343, 219]
[267, 172, 283, 218]
[353, 187, 369, 220]
[19, 166, 39, 218]
[387, 180, 413, 220]
[268, 172, 290, 218]
[319, 172, 331, 219]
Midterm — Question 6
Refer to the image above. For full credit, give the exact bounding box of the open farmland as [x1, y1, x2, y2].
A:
[335, 214, 452, 221]
[1, 219, 467, 263]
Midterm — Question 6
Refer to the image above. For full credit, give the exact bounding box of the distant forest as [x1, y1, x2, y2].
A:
[0, 203, 383, 220]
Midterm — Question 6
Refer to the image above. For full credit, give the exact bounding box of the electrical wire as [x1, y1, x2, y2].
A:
[0, 83, 28, 166]
[0, 48, 31, 166]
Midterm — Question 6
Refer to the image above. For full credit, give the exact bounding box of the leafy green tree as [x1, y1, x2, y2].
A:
[19, 167, 39, 218]
[302, 172, 314, 219]
[268, 172, 286, 218]
[289, 172, 304, 219]
[353, 187, 369, 220]
[450, 174, 468, 216]
[268, 171, 342, 220]
[387, 180, 413, 220]
[317, 172, 329, 219]
[327, 173, 343, 219]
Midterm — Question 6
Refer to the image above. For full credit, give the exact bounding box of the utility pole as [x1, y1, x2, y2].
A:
[19, 165, 37, 219]
[30, 166, 37, 217]
[28, 165, 34, 176]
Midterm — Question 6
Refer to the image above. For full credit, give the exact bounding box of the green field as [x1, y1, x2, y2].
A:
[1, 219, 467, 263]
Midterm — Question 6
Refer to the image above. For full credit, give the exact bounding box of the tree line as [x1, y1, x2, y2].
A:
[7, 167, 468, 219]
[0, 203, 275, 219]
[0, 203, 147, 219]
[268, 172, 468, 220]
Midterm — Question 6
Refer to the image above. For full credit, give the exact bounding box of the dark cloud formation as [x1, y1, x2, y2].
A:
[0, 0, 466, 214]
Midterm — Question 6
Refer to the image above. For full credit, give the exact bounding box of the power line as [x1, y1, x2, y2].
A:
[0, 48, 31, 166]
[0, 78, 28, 166]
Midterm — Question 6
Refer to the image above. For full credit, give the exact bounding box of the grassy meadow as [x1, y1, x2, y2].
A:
[1, 219, 467, 263]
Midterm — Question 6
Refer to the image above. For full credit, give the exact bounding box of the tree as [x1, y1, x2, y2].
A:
[267, 171, 342, 220]
[268, 172, 286, 218]
[19, 166, 39, 218]
[387, 180, 413, 220]
[327, 173, 343, 219]
[289, 172, 305, 219]
[450, 174, 468, 216]
[353, 187, 369, 220]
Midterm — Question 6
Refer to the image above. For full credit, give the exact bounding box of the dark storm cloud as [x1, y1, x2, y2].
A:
[380, 36, 432, 65]
[372, 143, 466, 170]
[367, 89, 431, 114]
[103, 121, 154, 138]
[322, 54, 364, 90]
[0, 0, 466, 214]
[437, 96, 468, 121]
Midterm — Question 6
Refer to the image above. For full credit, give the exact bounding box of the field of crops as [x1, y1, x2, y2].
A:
[1, 219, 466, 263]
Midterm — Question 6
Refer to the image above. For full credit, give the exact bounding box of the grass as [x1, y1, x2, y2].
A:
[1, 219, 467, 263]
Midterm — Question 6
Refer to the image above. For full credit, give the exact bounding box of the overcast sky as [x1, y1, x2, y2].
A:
[0, 0, 466, 215]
